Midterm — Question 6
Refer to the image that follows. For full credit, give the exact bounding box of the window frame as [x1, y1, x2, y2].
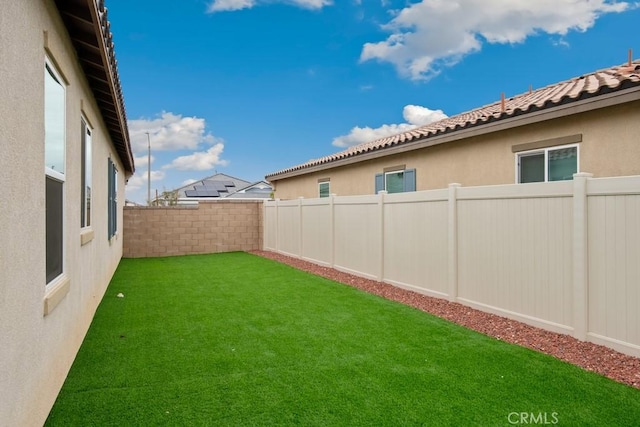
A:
[318, 180, 330, 198]
[515, 143, 580, 184]
[384, 170, 405, 194]
[108, 158, 118, 240]
[44, 59, 66, 181]
[44, 57, 66, 287]
[375, 168, 416, 194]
[81, 117, 92, 228]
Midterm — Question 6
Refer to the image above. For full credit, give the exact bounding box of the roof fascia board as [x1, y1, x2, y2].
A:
[268, 86, 640, 181]
[85, 0, 135, 175]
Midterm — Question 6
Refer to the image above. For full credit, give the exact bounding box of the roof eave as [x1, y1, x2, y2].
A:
[55, 0, 135, 176]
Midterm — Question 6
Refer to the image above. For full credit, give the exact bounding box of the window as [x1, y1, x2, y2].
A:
[45, 59, 65, 285]
[108, 158, 118, 239]
[318, 181, 330, 198]
[81, 119, 92, 228]
[375, 169, 416, 194]
[517, 144, 578, 183]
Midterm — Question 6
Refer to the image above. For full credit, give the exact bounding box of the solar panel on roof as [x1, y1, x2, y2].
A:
[185, 190, 198, 197]
[213, 182, 227, 191]
[195, 190, 219, 197]
[222, 181, 235, 187]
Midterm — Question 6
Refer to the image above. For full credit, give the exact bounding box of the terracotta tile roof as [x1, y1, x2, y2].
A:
[267, 60, 640, 179]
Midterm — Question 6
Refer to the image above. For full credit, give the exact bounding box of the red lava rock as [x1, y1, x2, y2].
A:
[251, 250, 640, 389]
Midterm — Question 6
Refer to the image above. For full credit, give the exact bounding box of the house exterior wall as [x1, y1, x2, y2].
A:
[271, 100, 640, 199]
[123, 201, 264, 258]
[0, 1, 127, 425]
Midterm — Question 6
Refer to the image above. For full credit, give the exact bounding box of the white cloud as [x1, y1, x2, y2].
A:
[126, 170, 166, 191]
[332, 123, 416, 147]
[182, 178, 198, 186]
[163, 143, 229, 171]
[208, 0, 255, 12]
[402, 104, 448, 126]
[207, 0, 331, 12]
[361, 0, 630, 80]
[128, 112, 220, 153]
[125, 111, 230, 203]
[125, 169, 167, 204]
[292, 0, 332, 9]
[552, 37, 571, 48]
[133, 154, 155, 168]
[332, 105, 447, 147]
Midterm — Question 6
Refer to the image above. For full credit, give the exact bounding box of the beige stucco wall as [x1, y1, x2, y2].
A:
[271, 100, 640, 199]
[0, 1, 127, 425]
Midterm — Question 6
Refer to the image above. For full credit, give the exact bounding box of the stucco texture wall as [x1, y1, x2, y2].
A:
[0, 1, 127, 425]
[123, 201, 264, 258]
[271, 100, 640, 199]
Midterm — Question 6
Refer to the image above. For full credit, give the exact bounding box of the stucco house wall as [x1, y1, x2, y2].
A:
[0, 1, 132, 425]
[269, 75, 639, 200]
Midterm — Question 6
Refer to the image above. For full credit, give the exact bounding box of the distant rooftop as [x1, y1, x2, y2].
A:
[173, 173, 272, 200]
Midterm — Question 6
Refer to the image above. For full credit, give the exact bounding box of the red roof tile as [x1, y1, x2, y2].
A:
[267, 60, 640, 179]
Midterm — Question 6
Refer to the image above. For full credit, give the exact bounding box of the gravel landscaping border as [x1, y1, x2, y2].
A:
[251, 250, 640, 389]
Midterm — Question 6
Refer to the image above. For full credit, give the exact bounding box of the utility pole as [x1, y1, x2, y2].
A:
[146, 132, 151, 205]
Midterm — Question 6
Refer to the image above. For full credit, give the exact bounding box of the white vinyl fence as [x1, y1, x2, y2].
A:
[264, 174, 640, 357]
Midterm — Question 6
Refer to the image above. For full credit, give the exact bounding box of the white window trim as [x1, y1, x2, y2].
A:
[113, 168, 118, 238]
[44, 58, 66, 182]
[318, 181, 330, 198]
[45, 56, 66, 288]
[515, 143, 580, 184]
[46, 168, 65, 182]
[81, 116, 93, 230]
[108, 159, 119, 240]
[384, 169, 404, 192]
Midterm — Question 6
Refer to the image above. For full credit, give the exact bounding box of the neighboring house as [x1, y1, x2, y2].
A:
[226, 180, 273, 199]
[266, 59, 640, 199]
[167, 173, 272, 203]
[0, 1, 134, 425]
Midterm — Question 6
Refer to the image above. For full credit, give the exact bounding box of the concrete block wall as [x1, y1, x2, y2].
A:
[123, 200, 263, 258]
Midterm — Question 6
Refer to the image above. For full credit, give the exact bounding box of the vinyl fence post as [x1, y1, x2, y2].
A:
[274, 199, 280, 254]
[262, 201, 266, 251]
[329, 193, 336, 268]
[448, 183, 461, 302]
[298, 197, 304, 259]
[573, 173, 592, 341]
[378, 190, 387, 282]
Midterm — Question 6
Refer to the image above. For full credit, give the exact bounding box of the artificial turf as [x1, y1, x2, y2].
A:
[46, 252, 640, 426]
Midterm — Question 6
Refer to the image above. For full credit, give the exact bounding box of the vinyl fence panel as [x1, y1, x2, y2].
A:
[263, 174, 640, 357]
[587, 176, 640, 354]
[301, 199, 332, 266]
[456, 184, 574, 332]
[263, 204, 278, 251]
[383, 190, 449, 297]
[333, 195, 381, 280]
[275, 200, 300, 257]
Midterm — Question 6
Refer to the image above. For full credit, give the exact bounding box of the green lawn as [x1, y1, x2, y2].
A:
[46, 252, 640, 426]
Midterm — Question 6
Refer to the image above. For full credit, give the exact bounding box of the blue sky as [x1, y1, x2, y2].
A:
[107, 0, 640, 204]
